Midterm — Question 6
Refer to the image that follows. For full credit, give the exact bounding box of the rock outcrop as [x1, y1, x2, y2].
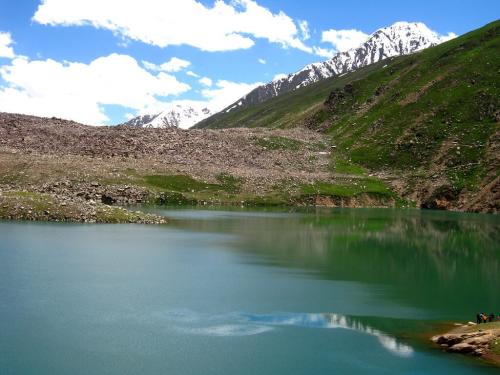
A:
[431, 323, 500, 363]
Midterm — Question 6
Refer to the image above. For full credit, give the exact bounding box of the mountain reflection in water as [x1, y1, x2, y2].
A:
[157, 207, 500, 319]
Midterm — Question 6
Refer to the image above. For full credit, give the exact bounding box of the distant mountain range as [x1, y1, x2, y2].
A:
[209, 22, 453, 117]
[125, 21, 453, 129]
[122, 103, 212, 129]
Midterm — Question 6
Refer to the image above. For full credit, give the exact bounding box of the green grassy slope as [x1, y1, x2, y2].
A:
[196, 20, 500, 211]
[322, 21, 499, 191]
[195, 60, 386, 130]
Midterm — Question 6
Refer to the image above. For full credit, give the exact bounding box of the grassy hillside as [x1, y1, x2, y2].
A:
[195, 60, 387, 130]
[196, 20, 500, 211]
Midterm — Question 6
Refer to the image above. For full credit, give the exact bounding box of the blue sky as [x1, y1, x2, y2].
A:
[0, 0, 498, 126]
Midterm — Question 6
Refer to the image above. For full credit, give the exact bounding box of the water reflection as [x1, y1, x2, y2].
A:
[156, 208, 500, 318]
[244, 312, 414, 357]
[160, 309, 413, 357]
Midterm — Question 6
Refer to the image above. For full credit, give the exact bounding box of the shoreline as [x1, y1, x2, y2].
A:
[1, 187, 497, 225]
[431, 321, 500, 367]
[0, 190, 167, 224]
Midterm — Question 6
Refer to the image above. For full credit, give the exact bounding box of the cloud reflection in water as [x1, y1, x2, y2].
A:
[162, 310, 413, 357]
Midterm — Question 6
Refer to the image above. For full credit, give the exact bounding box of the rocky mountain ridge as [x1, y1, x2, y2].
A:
[207, 21, 454, 117]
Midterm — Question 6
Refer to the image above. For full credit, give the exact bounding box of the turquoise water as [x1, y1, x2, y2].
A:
[0, 208, 499, 374]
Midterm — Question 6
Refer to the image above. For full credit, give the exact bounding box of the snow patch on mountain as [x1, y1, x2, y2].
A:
[126, 22, 456, 129]
[123, 103, 212, 129]
[216, 22, 456, 114]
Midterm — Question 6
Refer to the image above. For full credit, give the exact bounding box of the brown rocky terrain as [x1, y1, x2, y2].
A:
[0, 112, 337, 222]
[0, 111, 497, 223]
[431, 322, 500, 366]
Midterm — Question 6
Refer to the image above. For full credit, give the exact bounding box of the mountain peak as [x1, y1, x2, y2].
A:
[123, 103, 213, 129]
[208, 21, 453, 118]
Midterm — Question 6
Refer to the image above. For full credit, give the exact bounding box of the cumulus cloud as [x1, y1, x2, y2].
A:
[199, 77, 213, 87]
[200, 79, 262, 110]
[0, 32, 15, 58]
[312, 46, 335, 58]
[258, 58, 266, 64]
[298, 20, 310, 41]
[0, 53, 190, 124]
[33, 0, 312, 53]
[162, 57, 191, 72]
[143, 57, 191, 72]
[186, 70, 200, 78]
[321, 29, 369, 52]
[136, 79, 262, 127]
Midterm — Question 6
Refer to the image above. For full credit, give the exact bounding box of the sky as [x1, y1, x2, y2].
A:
[0, 0, 498, 126]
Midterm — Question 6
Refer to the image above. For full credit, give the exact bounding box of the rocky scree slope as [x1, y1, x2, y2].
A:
[4, 112, 389, 222]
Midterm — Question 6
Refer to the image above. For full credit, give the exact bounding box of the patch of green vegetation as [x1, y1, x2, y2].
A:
[329, 158, 366, 175]
[238, 193, 289, 207]
[144, 173, 245, 197]
[490, 338, 500, 355]
[95, 206, 133, 223]
[3, 191, 53, 211]
[300, 177, 393, 198]
[0, 174, 23, 184]
[123, 168, 139, 176]
[144, 175, 221, 193]
[152, 191, 197, 206]
[4, 191, 43, 199]
[395, 197, 417, 209]
[310, 142, 328, 151]
[215, 172, 243, 193]
[255, 135, 303, 150]
[457, 321, 500, 333]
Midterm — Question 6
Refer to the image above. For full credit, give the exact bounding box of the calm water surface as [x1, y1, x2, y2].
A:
[0, 208, 499, 374]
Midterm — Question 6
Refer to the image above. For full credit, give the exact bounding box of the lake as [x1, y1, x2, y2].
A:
[1, 208, 499, 374]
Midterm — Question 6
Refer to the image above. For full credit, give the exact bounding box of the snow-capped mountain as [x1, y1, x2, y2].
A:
[126, 22, 454, 129]
[123, 104, 212, 129]
[219, 22, 454, 112]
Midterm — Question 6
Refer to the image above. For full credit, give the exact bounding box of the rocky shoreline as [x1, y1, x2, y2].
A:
[431, 322, 500, 366]
[0, 186, 166, 224]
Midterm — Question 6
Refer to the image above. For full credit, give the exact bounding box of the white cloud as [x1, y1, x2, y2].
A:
[258, 58, 266, 64]
[298, 20, 310, 41]
[186, 70, 200, 78]
[439, 32, 457, 43]
[0, 32, 15, 58]
[143, 57, 191, 72]
[273, 73, 288, 81]
[160, 57, 191, 72]
[321, 29, 369, 52]
[312, 46, 335, 58]
[33, 0, 312, 53]
[199, 77, 213, 87]
[142, 60, 158, 71]
[201, 79, 262, 111]
[0, 53, 190, 124]
[137, 79, 262, 127]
